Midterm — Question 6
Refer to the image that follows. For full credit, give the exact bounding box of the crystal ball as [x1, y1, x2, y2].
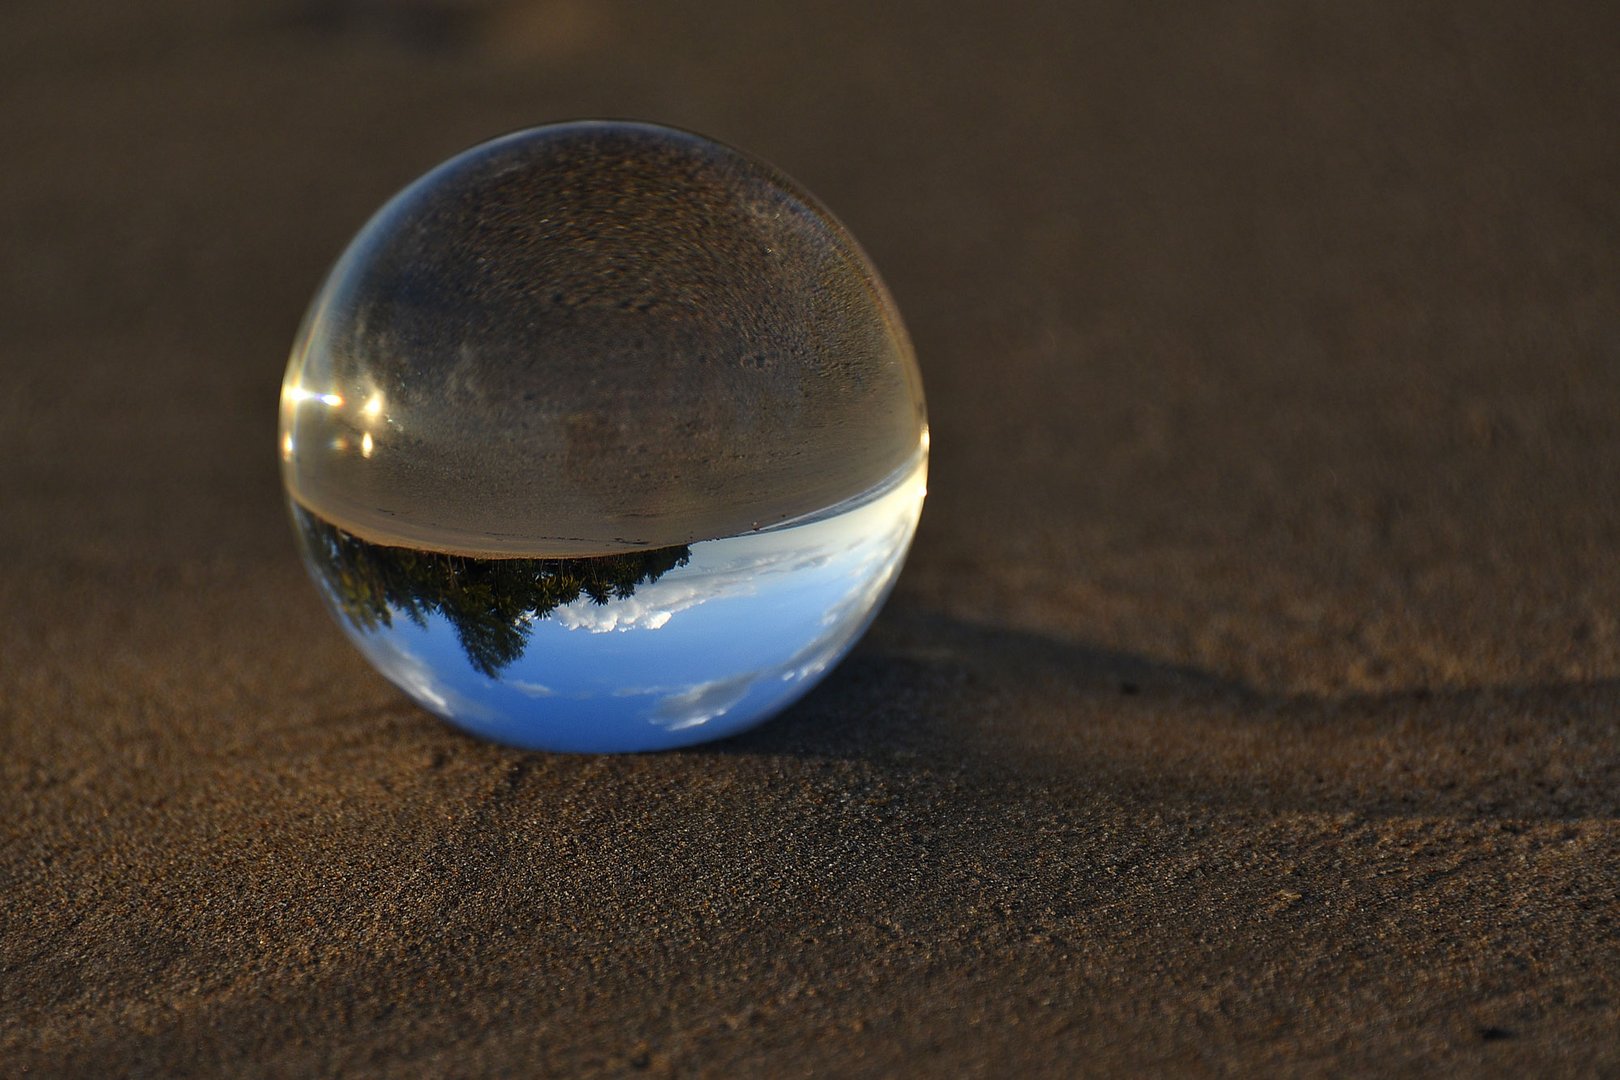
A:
[279, 121, 928, 752]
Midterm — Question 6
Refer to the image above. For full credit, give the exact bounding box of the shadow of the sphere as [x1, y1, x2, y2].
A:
[708, 606, 1620, 824]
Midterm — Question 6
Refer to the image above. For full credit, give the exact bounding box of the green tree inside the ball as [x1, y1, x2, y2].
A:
[294, 506, 691, 677]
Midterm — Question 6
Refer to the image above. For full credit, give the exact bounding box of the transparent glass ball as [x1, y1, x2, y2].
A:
[280, 121, 927, 752]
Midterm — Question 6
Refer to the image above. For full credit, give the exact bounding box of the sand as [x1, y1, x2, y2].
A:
[3, 0, 1618, 1074]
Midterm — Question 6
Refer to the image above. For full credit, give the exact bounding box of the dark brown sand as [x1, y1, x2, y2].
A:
[3, 1, 1618, 1075]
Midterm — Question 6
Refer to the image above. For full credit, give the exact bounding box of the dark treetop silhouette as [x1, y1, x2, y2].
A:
[293, 505, 691, 677]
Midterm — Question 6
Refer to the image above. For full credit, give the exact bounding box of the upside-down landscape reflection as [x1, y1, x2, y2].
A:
[280, 122, 929, 750]
[294, 449, 927, 752]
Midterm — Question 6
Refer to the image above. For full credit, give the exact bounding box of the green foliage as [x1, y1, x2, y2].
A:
[294, 507, 690, 677]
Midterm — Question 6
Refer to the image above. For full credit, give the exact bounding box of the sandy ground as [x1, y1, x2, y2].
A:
[3, 1, 1619, 1075]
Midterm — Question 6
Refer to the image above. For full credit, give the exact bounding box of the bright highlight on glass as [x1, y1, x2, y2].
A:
[279, 121, 927, 752]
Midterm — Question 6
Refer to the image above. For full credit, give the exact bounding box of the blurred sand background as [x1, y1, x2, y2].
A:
[3, 1, 1618, 1074]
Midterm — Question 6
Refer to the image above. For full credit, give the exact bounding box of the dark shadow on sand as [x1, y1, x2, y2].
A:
[711, 607, 1620, 822]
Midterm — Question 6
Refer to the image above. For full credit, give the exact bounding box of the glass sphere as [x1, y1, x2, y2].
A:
[280, 121, 927, 752]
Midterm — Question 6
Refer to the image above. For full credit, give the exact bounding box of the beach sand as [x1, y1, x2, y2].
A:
[3, 1, 1618, 1074]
